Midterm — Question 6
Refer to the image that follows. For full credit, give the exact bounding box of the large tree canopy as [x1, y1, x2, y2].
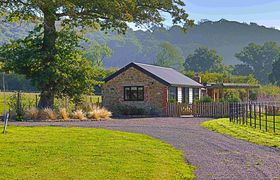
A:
[231, 64, 254, 76]
[235, 42, 280, 84]
[155, 42, 184, 71]
[184, 47, 225, 73]
[0, 0, 193, 108]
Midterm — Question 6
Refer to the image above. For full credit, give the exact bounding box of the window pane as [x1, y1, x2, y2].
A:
[193, 88, 199, 101]
[183, 88, 189, 103]
[169, 87, 177, 101]
[124, 87, 130, 100]
[137, 87, 144, 100]
[124, 86, 144, 101]
[131, 88, 137, 100]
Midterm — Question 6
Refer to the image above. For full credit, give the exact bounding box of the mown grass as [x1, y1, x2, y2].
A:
[0, 126, 195, 179]
[201, 118, 280, 148]
[231, 114, 280, 133]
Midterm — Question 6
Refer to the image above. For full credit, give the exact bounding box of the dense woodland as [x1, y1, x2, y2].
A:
[2, 19, 280, 66]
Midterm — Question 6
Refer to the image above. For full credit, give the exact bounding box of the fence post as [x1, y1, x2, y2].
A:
[273, 106, 276, 133]
[3, 111, 9, 134]
[242, 103, 245, 124]
[249, 103, 252, 126]
[231, 103, 233, 122]
[254, 104, 257, 128]
[265, 105, 268, 132]
[245, 103, 248, 125]
[259, 104, 262, 130]
[237, 103, 240, 124]
[235, 103, 238, 123]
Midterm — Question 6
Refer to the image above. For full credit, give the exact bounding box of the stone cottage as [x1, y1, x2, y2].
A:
[102, 62, 203, 116]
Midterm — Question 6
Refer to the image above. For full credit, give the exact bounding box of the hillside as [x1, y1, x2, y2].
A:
[1, 19, 280, 68]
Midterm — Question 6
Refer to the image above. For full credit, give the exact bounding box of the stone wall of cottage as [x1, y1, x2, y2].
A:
[102, 67, 168, 116]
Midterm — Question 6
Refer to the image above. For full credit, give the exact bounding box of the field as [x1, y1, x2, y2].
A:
[0, 92, 101, 115]
[0, 126, 194, 179]
[202, 118, 280, 148]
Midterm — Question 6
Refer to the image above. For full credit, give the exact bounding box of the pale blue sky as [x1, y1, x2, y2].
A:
[184, 0, 280, 29]
[132, 0, 280, 30]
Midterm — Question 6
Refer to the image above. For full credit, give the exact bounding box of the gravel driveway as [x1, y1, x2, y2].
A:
[8, 118, 280, 180]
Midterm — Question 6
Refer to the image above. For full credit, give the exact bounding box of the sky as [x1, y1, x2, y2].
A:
[132, 0, 280, 30]
[183, 0, 280, 29]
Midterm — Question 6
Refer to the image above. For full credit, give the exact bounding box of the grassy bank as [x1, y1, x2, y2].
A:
[0, 126, 195, 179]
[201, 118, 280, 148]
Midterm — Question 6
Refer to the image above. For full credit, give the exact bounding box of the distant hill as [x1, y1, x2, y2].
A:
[1, 19, 280, 68]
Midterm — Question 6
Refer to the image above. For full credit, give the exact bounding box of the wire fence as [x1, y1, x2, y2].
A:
[229, 102, 280, 134]
[0, 91, 102, 118]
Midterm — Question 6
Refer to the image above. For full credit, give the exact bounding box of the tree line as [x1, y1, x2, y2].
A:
[155, 41, 280, 86]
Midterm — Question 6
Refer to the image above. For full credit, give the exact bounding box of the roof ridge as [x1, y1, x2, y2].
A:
[134, 62, 174, 70]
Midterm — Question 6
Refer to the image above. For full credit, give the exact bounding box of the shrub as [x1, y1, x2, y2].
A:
[72, 109, 85, 120]
[78, 102, 98, 113]
[226, 96, 241, 103]
[59, 108, 68, 120]
[25, 107, 39, 120]
[168, 99, 176, 104]
[40, 108, 56, 120]
[116, 105, 146, 115]
[198, 96, 213, 103]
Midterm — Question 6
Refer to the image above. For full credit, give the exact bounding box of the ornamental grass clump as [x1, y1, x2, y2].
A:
[87, 109, 100, 120]
[41, 108, 56, 120]
[72, 109, 85, 120]
[98, 107, 112, 120]
[25, 107, 39, 120]
[88, 107, 112, 120]
[59, 108, 68, 120]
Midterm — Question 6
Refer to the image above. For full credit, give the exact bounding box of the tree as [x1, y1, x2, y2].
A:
[0, 0, 193, 108]
[184, 47, 225, 73]
[269, 58, 280, 86]
[0, 27, 98, 105]
[155, 42, 184, 71]
[235, 42, 280, 84]
[84, 44, 112, 68]
[231, 64, 254, 76]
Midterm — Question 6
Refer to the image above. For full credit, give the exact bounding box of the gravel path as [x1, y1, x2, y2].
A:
[8, 118, 280, 180]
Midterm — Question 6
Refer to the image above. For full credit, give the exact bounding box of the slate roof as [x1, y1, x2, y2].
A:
[104, 62, 203, 87]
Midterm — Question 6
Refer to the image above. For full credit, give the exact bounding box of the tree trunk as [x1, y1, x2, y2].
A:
[38, 91, 55, 109]
[38, 9, 57, 108]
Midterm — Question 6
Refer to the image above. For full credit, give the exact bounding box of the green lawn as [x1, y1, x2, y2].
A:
[201, 118, 280, 148]
[0, 126, 195, 179]
[233, 114, 280, 133]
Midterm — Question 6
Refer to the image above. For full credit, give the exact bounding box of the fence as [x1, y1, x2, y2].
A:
[229, 102, 280, 134]
[193, 102, 230, 118]
[166, 102, 230, 118]
[0, 91, 102, 117]
[166, 103, 193, 117]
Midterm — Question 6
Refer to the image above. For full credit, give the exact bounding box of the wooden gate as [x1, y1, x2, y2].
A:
[166, 103, 193, 117]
